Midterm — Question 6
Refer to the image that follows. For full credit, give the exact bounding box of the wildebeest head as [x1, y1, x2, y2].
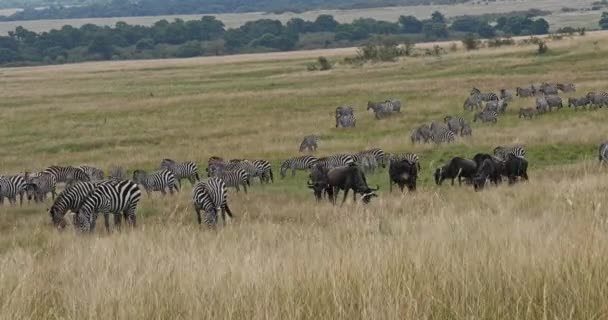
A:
[434, 166, 446, 185]
[308, 165, 330, 201]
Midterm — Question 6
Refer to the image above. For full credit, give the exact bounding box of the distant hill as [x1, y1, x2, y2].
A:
[0, 0, 473, 21]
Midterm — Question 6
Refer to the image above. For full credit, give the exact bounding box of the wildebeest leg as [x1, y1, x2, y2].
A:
[341, 189, 349, 207]
[521, 172, 529, 181]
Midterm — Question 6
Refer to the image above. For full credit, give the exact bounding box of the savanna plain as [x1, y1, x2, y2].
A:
[1, 33, 608, 319]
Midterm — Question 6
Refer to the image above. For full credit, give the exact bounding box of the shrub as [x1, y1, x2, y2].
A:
[537, 41, 549, 54]
[487, 37, 515, 47]
[462, 33, 480, 50]
[317, 56, 332, 70]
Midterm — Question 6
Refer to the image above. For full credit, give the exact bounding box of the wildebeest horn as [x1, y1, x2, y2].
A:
[370, 185, 380, 191]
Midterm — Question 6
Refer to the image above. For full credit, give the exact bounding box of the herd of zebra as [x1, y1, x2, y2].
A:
[334, 99, 402, 128]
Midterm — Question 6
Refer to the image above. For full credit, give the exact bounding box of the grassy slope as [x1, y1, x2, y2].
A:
[1, 33, 608, 319]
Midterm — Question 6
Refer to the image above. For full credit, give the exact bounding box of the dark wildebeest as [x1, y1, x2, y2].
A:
[503, 154, 529, 184]
[389, 159, 418, 192]
[326, 164, 378, 206]
[434, 157, 477, 186]
[472, 153, 504, 187]
[307, 165, 332, 202]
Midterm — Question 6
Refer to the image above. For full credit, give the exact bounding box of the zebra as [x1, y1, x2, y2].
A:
[109, 166, 126, 180]
[79, 165, 105, 181]
[463, 95, 481, 111]
[539, 82, 558, 95]
[358, 154, 378, 174]
[367, 101, 395, 119]
[73, 180, 141, 233]
[473, 111, 498, 124]
[48, 181, 109, 229]
[599, 142, 608, 163]
[519, 108, 537, 119]
[536, 97, 549, 113]
[299, 135, 319, 152]
[385, 99, 402, 112]
[444, 115, 467, 135]
[545, 95, 563, 111]
[43, 166, 90, 186]
[354, 148, 387, 168]
[389, 153, 421, 170]
[470, 87, 498, 102]
[132, 169, 179, 196]
[252, 159, 274, 184]
[461, 123, 473, 136]
[337, 114, 356, 128]
[208, 167, 249, 193]
[335, 106, 354, 127]
[280, 155, 318, 178]
[317, 154, 356, 169]
[411, 125, 432, 143]
[586, 92, 608, 108]
[192, 177, 233, 226]
[25, 173, 57, 203]
[0, 175, 27, 206]
[226, 160, 259, 183]
[500, 88, 513, 102]
[568, 96, 589, 110]
[484, 99, 508, 114]
[430, 128, 455, 144]
[516, 87, 535, 97]
[160, 159, 200, 187]
[557, 83, 576, 92]
[494, 145, 526, 160]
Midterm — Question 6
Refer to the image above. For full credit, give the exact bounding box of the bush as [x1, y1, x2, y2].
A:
[176, 41, 202, 58]
[487, 37, 515, 47]
[537, 41, 549, 54]
[462, 33, 480, 50]
[317, 56, 332, 70]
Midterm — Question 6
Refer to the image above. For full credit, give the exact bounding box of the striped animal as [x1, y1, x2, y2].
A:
[335, 106, 354, 127]
[463, 95, 481, 111]
[473, 111, 498, 124]
[48, 181, 117, 229]
[280, 155, 318, 178]
[132, 169, 179, 196]
[516, 87, 535, 97]
[109, 166, 126, 180]
[299, 135, 319, 152]
[494, 145, 526, 160]
[557, 83, 576, 92]
[317, 154, 356, 169]
[500, 89, 513, 101]
[337, 114, 356, 128]
[461, 123, 473, 136]
[192, 177, 233, 226]
[518, 108, 537, 119]
[444, 115, 467, 135]
[252, 160, 274, 184]
[208, 167, 249, 193]
[25, 172, 57, 203]
[0, 175, 27, 206]
[74, 180, 141, 233]
[536, 97, 549, 113]
[545, 95, 563, 111]
[430, 128, 456, 144]
[586, 92, 608, 108]
[568, 97, 589, 110]
[354, 148, 387, 168]
[43, 166, 90, 186]
[226, 160, 259, 183]
[389, 153, 421, 170]
[539, 82, 558, 95]
[411, 125, 432, 143]
[599, 142, 608, 163]
[470, 87, 498, 102]
[367, 101, 395, 119]
[79, 166, 104, 181]
[484, 99, 508, 114]
[160, 159, 200, 187]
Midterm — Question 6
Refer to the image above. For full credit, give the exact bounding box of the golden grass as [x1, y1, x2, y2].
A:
[1, 32, 608, 319]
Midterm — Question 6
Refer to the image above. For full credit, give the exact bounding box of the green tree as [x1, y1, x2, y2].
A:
[462, 33, 480, 50]
[530, 18, 549, 35]
[0, 48, 18, 64]
[599, 12, 608, 29]
[431, 11, 446, 23]
[88, 34, 113, 59]
[314, 15, 339, 32]
[477, 23, 496, 38]
[423, 21, 448, 39]
[399, 15, 423, 33]
[135, 38, 155, 51]
[176, 40, 202, 57]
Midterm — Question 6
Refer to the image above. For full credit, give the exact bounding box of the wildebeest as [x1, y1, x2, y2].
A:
[434, 157, 477, 186]
[326, 164, 378, 205]
[503, 154, 529, 184]
[472, 153, 504, 190]
[389, 159, 418, 192]
[307, 164, 332, 202]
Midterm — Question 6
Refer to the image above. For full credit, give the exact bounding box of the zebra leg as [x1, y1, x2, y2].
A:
[224, 204, 234, 219]
[103, 213, 111, 233]
[19, 192, 23, 207]
[195, 207, 202, 225]
[114, 213, 122, 231]
[242, 183, 248, 194]
[291, 168, 296, 177]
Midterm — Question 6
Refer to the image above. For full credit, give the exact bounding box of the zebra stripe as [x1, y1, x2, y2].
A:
[0, 175, 27, 206]
[280, 155, 318, 178]
[557, 83, 576, 92]
[25, 172, 57, 203]
[226, 160, 259, 183]
[209, 169, 249, 193]
[430, 128, 455, 144]
[49, 181, 101, 228]
[473, 111, 498, 123]
[251, 159, 273, 184]
[587, 91, 608, 107]
[444, 115, 468, 135]
[317, 154, 355, 169]
[494, 145, 526, 160]
[367, 101, 394, 119]
[599, 142, 608, 163]
[471, 87, 498, 102]
[354, 148, 387, 168]
[132, 169, 179, 196]
[160, 159, 200, 187]
[74, 180, 141, 233]
[389, 153, 421, 170]
[109, 166, 126, 180]
[192, 177, 233, 226]
[299, 135, 319, 152]
[337, 114, 356, 128]
[43, 166, 90, 186]
[78, 166, 104, 182]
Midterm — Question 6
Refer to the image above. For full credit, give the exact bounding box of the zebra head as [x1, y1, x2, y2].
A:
[48, 205, 68, 230]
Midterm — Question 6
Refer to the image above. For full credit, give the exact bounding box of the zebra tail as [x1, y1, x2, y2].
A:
[195, 172, 200, 181]
[269, 169, 274, 183]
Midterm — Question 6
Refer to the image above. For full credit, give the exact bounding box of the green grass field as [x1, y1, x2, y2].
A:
[1, 32, 608, 319]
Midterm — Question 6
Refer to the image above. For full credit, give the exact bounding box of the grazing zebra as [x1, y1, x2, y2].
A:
[252, 159, 274, 184]
[48, 181, 102, 229]
[444, 115, 467, 135]
[463, 95, 481, 111]
[539, 82, 558, 95]
[516, 87, 535, 97]
[536, 96, 549, 113]
[358, 154, 378, 174]
[411, 125, 432, 143]
[74, 180, 141, 233]
[132, 169, 179, 196]
[225, 160, 259, 183]
[354, 148, 386, 168]
[367, 101, 395, 119]
[160, 159, 200, 187]
[386, 99, 402, 112]
[430, 128, 455, 144]
[0, 175, 27, 206]
[473, 111, 498, 124]
[557, 83, 576, 92]
[317, 154, 356, 169]
[586, 91, 608, 108]
[192, 177, 233, 226]
[208, 167, 249, 193]
[461, 123, 473, 136]
[79, 166, 105, 181]
[500, 89, 513, 101]
[484, 99, 508, 114]
[43, 166, 90, 186]
[337, 114, 356, 128]
[471, 87, 498, 102]
[25, 173, 57, 203]
[335, 106, 354, 127]
[109, 166, 126, 180]
[299, 135, 319, 152]
[545, 95, 563, 111]
[568, 97, 589, 110]
[599, 142, 608, 163]
[280, 155, 318, 178]
[389, 153, 421, 170]
[519, 108, 537, 119]
[494, 145, 526, 160]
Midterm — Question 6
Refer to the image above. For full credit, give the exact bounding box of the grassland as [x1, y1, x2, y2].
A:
[1, 32, 608, 319]
[0, 0, 599, 35]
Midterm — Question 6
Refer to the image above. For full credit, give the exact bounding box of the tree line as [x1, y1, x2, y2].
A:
[0, 11, 553, 66]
